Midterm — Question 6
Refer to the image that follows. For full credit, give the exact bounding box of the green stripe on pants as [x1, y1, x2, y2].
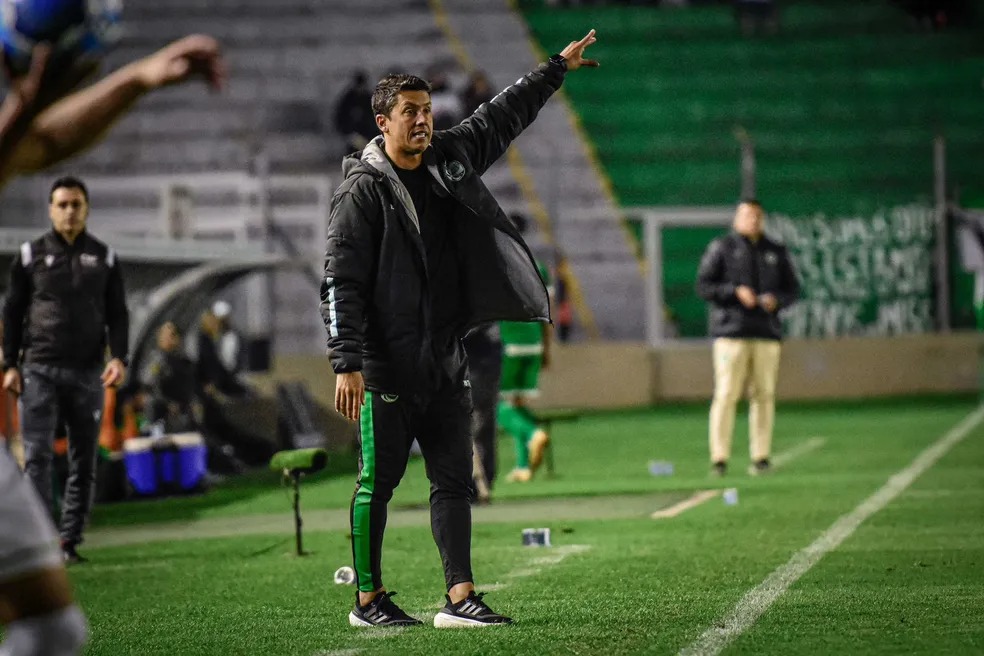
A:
[353, 391, 375, 591]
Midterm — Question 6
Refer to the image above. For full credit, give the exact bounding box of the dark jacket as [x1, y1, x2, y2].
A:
[3, 230, 129, 369]
[196, 332, 246, 397]
[696, 231, 800, 340]
[146, 348, 197, 409]
[320, 60, 563, 396]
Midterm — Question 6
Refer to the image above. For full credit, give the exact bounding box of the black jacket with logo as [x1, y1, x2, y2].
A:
[696, 231, 800, 340]
[320, 60, 563, 396]
[3, 230, 129, 370]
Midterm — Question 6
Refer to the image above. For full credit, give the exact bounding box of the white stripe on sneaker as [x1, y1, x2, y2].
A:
[434, 612, 505, 629]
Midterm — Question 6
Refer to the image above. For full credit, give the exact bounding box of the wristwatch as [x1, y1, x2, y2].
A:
[547, 53, 568, 72]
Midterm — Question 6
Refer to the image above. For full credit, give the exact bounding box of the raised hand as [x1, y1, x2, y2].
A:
[135, 34, 226, 91]
[559, 29, 600, 71]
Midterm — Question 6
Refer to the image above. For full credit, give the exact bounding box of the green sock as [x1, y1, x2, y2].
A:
[498, 401, 537, 469]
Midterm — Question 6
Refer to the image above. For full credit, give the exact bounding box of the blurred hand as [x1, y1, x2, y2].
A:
[2, 369, 21, 396]
[559, 29, 600, 71]
[335, 371, 365, 422]
[736, 285, 757, 309]
[759, 293, 778, 313]
[101, 358, 126, 388]
[135, 35, 226, 91]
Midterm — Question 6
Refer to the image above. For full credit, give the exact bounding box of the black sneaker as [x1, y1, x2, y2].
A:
[62, 542, 87, 566]
[434, 592, 513, 628]
[748, 459, 771, 476]
[711, 461, 727, 477]
[348, 591, 422, 628]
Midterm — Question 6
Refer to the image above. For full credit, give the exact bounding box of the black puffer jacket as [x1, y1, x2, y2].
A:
[320, 60, 564, 396]
[3, 230, 129, 370]
[696, 231, 800, 340]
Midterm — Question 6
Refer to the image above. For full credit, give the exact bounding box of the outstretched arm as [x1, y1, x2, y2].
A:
[0, 35, 225, 185]
[445, 29, 599, 175]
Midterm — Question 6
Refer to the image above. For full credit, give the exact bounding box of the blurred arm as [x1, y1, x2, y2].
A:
[0, 35, 224, 185]
[696, 240, 737, 305]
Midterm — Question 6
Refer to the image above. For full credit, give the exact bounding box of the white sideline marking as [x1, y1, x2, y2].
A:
[680, 406, 984, 656]
[82, 561, 174, 573]
[480, 582, 509, 592]
[314, 650, 361, 656]
[772, 437, 826, 469]
[651, 490, 721, 520]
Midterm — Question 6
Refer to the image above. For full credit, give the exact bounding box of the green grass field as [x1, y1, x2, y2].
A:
[71, 396, 984, 655]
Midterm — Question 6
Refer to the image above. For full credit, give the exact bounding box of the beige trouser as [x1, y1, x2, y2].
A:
[709, 337, 782, 464]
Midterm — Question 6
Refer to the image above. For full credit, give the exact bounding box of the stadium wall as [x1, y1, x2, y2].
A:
[254, 332, 980, 411]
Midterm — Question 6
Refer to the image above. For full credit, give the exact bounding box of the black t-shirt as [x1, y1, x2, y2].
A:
[392, 162, 463, 351]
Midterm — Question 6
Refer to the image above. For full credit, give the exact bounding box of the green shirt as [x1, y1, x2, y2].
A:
[500, 261, 550, 356]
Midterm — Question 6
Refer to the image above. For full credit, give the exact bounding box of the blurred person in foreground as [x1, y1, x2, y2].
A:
[0, 318, 25, 468]
[322, 30, 599, 629]
[0, 33, 224, 656]
[696, 199, 800, 477]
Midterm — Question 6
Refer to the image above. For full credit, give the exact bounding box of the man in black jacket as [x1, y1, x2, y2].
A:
[696, 199, 800, 477]
[322, 30, 599, 628]
[3, 176, 129, 563]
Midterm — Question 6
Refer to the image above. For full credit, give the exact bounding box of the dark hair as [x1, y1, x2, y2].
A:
[49, 176, 89, 203]
[738, 198, 763, 209]
[371, 74, 431, 117]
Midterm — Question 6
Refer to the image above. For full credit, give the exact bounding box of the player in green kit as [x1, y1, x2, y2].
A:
[498, 214, 552, 483]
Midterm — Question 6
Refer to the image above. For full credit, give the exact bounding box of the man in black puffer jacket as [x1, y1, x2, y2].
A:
[322, 31, 599, 629]
[696, 199, 800, 478]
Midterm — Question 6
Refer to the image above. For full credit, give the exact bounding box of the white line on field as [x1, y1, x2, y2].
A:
[651, 490, 721, 520]
[314, 650, 361, 656]
[679, 406, 984, 656]
[80, 561, 174, 573]
[772, 437, 826, 469]
[481, 582, 509, 592]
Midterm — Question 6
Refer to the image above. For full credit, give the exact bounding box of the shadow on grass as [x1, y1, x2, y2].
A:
[89, 447, 360, 529]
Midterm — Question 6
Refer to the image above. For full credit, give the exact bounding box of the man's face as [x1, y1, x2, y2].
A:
[378, 90, 433, 156]
[49, 186, 89, 239]
[733, 202, 764, 240]
[158, 323, 180, 351]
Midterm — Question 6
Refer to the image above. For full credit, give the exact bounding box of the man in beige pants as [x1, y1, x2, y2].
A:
[696, 200, 800, 476]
